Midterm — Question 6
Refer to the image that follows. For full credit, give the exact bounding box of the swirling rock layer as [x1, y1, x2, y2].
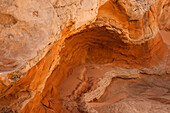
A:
[0, 0, 169, 113]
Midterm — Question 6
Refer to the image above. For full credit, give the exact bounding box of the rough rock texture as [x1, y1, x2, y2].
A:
[0, 0, 170, 113]
[158, 0, 170, 31]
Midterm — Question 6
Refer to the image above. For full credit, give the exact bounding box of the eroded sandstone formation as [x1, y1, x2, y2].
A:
[158, 0, 170, 31]
[0, 0, 170, 113]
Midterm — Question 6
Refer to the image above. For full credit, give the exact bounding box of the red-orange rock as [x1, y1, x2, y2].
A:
[0, 0, 169, 113]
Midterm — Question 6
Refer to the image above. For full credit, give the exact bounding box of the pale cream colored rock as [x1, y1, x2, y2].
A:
[0, 0, 57, 73]
[118, 0, 155, 20]
[0, 0, 100, 74]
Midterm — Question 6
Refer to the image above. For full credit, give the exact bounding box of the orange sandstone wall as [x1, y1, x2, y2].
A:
[0, 0, 169, 113]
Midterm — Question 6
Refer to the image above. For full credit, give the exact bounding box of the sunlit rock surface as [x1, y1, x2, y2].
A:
[0, 0, 170, 113]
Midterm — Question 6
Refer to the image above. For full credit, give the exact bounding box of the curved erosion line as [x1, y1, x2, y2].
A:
[84, 68, 139, 102]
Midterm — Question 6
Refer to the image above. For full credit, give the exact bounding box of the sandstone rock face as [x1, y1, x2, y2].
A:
[0, 0, 169, 113]
[158, 0, 170, 31]
[0, 0, 57, 73]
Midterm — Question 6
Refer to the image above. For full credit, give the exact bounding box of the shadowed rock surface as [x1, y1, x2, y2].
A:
[0, 0, 170, 113]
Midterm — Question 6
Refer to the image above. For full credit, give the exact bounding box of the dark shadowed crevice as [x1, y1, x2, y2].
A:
[0, 13, 17, 26]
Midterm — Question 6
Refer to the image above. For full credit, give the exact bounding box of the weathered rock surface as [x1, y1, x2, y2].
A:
[158, 0, 170, 31]
[0, 0, 169, 113]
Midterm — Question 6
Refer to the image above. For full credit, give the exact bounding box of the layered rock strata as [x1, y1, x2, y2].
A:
[0, 0, 169, 113]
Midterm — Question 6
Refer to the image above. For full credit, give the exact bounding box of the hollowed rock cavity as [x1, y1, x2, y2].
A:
[14, 27, 169, 113]
[0, 0, 170, 113]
